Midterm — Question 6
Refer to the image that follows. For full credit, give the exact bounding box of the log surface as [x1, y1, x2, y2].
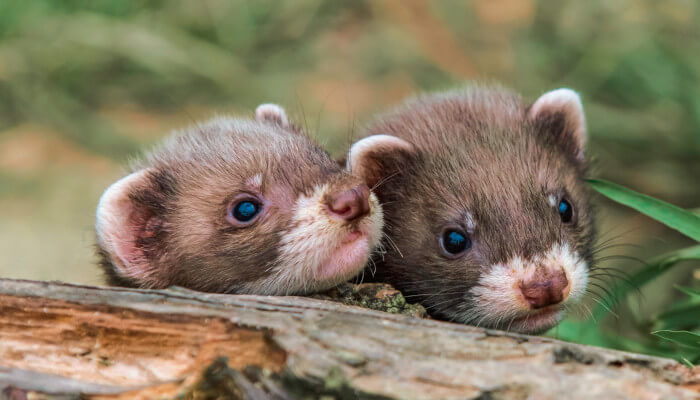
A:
[0, 279, 697, 400]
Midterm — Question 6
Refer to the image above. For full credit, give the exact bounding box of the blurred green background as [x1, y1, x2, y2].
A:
[0, 1, 698, 360]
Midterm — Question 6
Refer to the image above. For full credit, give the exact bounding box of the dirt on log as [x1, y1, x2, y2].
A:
[0, 279, 697, 400]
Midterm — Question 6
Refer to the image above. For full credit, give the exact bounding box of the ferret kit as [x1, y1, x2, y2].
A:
[95, 104, 384, 295]
[348, 86, 595, 334]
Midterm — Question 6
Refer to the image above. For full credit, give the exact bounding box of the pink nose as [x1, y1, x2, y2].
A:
[519, 269, 569, 309]
[327, 184, 371, 221]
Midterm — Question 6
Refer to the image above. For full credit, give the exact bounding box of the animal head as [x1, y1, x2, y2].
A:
[96, 104, 383, 295]
[348, 87, 594, 333]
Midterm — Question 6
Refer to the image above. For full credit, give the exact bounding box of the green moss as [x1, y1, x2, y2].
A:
[313, 283, 428, 319]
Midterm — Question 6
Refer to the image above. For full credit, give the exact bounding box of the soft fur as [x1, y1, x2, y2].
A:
[96, 106, 383, 295]
[349, 85, 596, 333]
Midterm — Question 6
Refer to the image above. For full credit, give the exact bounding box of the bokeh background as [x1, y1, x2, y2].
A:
[0, 1, 698, 359]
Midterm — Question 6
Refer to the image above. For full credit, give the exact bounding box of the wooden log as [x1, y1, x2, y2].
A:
[0, 279, 697, 399]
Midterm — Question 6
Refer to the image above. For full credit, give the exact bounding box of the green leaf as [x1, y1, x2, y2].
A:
[680, 357, 695, 368]
[592, 245, 700, 319]
[652, 330, 700, 350]
[653, 286, 700, 330]
[653, 302, 700, 331]
[549, 318, 690, 361]
[588, 179, 700, 242]
[676, 286, 700, 300]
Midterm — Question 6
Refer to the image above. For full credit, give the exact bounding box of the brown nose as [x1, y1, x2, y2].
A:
[326, 184, 371, 221]
[519, 269, 569, 309]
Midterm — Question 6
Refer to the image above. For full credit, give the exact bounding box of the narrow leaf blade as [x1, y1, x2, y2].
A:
[676, 286, 700, 300]
[652, 330, 700, 350]
[588, 179, 700, 241]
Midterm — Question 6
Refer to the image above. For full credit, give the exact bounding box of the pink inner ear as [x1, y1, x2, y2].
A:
[95, 170, 157, 280]
[113, 210, 158, 270]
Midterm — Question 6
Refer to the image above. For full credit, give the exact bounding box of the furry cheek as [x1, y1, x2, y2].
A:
[241, 185, 384, 295]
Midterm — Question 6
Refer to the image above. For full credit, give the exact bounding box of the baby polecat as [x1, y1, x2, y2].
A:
[348, 86, 595, 334]
[96, 104, 383, 295]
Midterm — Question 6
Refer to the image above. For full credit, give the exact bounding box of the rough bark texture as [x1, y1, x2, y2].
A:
[0, 279, 697, 400]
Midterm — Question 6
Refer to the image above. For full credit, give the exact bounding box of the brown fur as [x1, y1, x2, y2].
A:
[97, 115, 375, 294]
[357, 85, 596, 325]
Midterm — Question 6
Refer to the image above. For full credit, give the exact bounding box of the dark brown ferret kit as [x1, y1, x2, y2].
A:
[96, 104, 384, 295]
[348, 86, 595, 333]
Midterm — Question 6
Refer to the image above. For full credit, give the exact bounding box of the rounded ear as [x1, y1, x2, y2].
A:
[95, 169, 165, 286]
[528, 88, 587, 161]
[255, 103, 289, 128]
[347, 134, 415, 188]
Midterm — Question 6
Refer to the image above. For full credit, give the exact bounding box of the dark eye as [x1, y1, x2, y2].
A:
[558, 198, 573, 223]
[232, 200, 261, 222]
[441, 229, 472, 255]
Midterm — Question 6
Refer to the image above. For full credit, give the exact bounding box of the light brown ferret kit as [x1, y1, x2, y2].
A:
[96, 104, 384, 295]
[348, 86, 595, 334]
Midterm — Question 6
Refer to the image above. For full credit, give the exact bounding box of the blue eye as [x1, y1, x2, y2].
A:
[441, 229, 472, 255]
[232, 200, 261, 222]
[558, 198, 573, 223]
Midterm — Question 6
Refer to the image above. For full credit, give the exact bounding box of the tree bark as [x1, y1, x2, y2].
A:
[0, 279, 697, 400]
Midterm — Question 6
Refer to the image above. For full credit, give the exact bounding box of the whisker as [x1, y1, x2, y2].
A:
[587, 281, 617, 304]
[371, 171, 400, 192]
[382, 233, 403, 258]
[594, 255, 646, 265]
[588, 295, 619, 319]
